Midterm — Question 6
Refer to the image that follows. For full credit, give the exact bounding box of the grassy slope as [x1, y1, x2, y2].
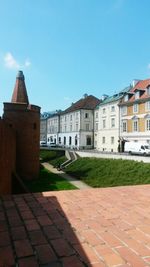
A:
[24, 167, 77, 192]
[40, 149, 67, 166]
[65, 157, 150, 187]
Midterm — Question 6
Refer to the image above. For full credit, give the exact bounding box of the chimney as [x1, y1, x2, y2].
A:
[83, 93, 88, 99]
[101, 94, 108, 101]
[132, 79, 140, 87]
[11, 70, 29, 104]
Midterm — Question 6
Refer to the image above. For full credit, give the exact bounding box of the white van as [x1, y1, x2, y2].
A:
[124, 142, 150, 156]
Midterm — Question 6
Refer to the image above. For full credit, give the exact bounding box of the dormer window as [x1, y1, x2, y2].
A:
[135, 91, 140, 100]
[147, 86, 150, 95]
[124, 94, 128, 102]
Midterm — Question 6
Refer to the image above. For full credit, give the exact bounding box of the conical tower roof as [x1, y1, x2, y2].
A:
[11, 71, 29, 104]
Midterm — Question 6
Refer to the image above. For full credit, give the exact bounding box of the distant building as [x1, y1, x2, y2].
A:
[58, 94, 100, 149]
[120, 79, 150, 144]
[95, 87, 131, 152]
[47, 113, 60, 145]
[40, 116, 48, 142]
[0, 71, 40, 195]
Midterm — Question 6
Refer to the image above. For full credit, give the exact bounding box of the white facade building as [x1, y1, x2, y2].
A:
[58, 95, 100, 149]
[94, 88, 131, 152]
[58, 108, 96, 149]
[47, 114, 60, 145]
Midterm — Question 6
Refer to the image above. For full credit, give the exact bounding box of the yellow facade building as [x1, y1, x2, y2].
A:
[120, 79, 150, 143]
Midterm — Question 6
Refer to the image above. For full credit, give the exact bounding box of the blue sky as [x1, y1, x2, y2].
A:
[0, 0, 150, 115]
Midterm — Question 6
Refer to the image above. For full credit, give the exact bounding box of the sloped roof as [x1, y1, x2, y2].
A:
[131, 79, 150, 92]
[62, 95, 101, 114]
[120, 79, 150, 104]
[99, 86, 131, 106]
[11, 71, 29, 104]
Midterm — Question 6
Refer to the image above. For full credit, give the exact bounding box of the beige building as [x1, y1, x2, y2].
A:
[120, 79, 150, 144]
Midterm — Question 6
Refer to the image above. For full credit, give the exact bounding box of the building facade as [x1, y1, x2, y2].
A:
[94, 87, 131, 152]
[47, 113, 60, 144]
[120, 79, 150, 144]
[42, 95, 100, 149]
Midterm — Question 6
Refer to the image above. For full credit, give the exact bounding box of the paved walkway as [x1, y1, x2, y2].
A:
[0, 185, 150, 266]
[42, 162, 91, 190]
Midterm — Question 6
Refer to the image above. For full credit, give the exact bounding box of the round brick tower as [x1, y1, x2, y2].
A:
[3, 71, 41, 180]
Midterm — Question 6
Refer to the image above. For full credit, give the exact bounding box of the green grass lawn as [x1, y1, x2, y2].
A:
[24, 166, 77, 192]
[40, 149, 67, 166]
[65, 157, 150, 187]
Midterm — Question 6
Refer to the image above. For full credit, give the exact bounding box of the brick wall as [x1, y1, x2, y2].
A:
[3, 103, 40, 180]
[0, 119, 16, 194]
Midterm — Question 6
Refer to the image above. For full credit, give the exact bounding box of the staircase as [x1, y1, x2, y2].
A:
[60, 150, 77, 170]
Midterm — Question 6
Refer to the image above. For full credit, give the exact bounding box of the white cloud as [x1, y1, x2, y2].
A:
[4, 52, 31, 70]
[4, 52, 20, 69]
[24, 59, 31, 67]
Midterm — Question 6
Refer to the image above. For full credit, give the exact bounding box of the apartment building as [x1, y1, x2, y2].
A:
[47, 113, 60, 144]
[120, 79, 150, 144]
[94, 87, 131, 152]
[40, 116, 47, 142]
[58, 94, 100, 149]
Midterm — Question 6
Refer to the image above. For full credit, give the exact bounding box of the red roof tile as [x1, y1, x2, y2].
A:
[120, 79, 150, 104]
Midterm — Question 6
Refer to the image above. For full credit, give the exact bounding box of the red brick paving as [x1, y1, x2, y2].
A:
[0, 185, 150, 266]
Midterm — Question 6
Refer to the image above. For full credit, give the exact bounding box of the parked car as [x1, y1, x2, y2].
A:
[40, 141, 47, 147]
[47, 142, 57, 147]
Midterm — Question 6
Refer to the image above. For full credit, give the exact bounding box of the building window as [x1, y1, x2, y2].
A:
[70, 115, 72, 121]
[76, 112, 79, 119]
[147, 86, 150, 95]
[146, 101, 150, 111]
[122, 121, 127, 132]
[103, 108, 106, 114]
[133, 120, 138, 132]
[85, 113, 89, 118]
[121, 106, 127, 116]
[95, 112, 98, 118]
[86, 124, 89, 131]
[95, 123, 98, 131]
[146, 119, 150, 131]
[59, 137, 61, 144]
[86, 136, 91, 145]
[133, 104, 138, 113]
[111, 118, 115, 128]
[103, 119, 106, 128]
[102, 137, 105, 144]
[64, 136, 66, 145]
[111, 136, 114, 144]
[65, 116, 67, 122]
[64, 125, 67, 132]
[75, 135, 78, 145]
[111, 106, 115, 112]
[76, 123, 78, 131]
[135, 91, 140, 100]
[70, 124, 72, 131]
[69, 136, 72, 145]
[124, 95, 128, 102]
